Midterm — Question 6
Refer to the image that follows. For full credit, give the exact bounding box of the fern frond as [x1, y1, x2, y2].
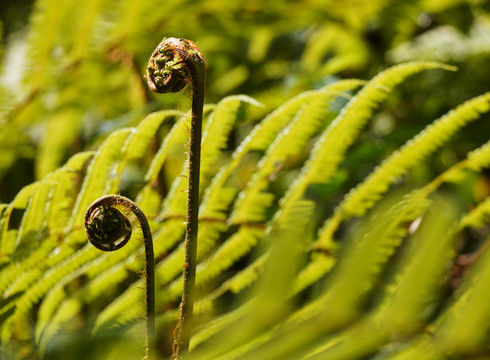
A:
[301, 318, 387, 360]
[187, 80, 361, 312]
[464, 139, 490, 172]
[32, 106, 198, 339]
[289, 253, 336, 297]
[190, 302, 254, 351]
[299, 192, 431, 324]
[22, 0, 70, 91]
[160, 226, 264, 304]
[226, 191, 433, 360]
[126, 109, 183, 161]
[307, 62, 455, 184]
[230, 80, 363, 225]
[108, 0, 147, 44]
[432, 233, 490, 355]
[365, 199, 457, 336]
[459, 196, 490, 230]
[161, 95, 258, 218]
[0, 127, 141, 341]
[137, 114, 189, 214]
[69, 128, 134, 230]
[66, 93, 254, 331]
[167, 89, 346, 307]
[0, 151, 92, 259]
[139, 110, 187, 186]
[274, 62, 454, 235]
[198, 88, 319, 222]
[263, 64, 456, 301]
[0, 183, 40, 257]
[190, 200, 315, 360]
[35, 261, 132, 349]
[317, 92, 490, 247]
[0, 152, 92, 295]
[267, 196, 464, 360]
[201, 95, 262, 184]
[1, 242, 93, 342]
[70, 0, 106, 61]
[0, 177, 43, 253]
[14, 181, 53, 257]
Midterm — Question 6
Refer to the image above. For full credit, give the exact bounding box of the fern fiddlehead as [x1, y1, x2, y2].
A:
[84, 195, 155, 360]
[147, 37, 206, 359]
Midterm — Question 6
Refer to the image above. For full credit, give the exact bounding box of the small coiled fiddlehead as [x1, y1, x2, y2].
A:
[146, 37, 205, 94]
[85, 195, 155, 360]
[146, 37, 206, 359]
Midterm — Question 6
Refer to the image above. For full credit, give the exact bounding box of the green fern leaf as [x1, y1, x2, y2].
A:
[0, 152, 92, 295]
[317, 92, 490, 247]
[69, 128, 133, 229]
[126, 109, 183, 161]
[459, 196, 490, 230]
[433, 232, 490, 355]
[336, 92, 490, 217]
[22, 0, 70, 91]
[274, 62, 455, 236]
[230, 80, 363, 225]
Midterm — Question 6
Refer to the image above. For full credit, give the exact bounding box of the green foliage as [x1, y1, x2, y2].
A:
[1, 0, 490, 359]
[1, 59, 490, 359]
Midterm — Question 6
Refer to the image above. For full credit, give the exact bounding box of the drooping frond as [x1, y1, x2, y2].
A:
[374, 205, 457, 329]
[290, 138, 490, 308]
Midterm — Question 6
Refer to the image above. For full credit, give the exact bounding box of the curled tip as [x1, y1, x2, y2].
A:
[146, 37, 205, 94]
[84, 194, 155, 359]
[84, 196, 132, 251]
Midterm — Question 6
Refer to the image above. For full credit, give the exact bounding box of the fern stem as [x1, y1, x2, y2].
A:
[146, 37, 206, 359]
[84, 194, 155, 360]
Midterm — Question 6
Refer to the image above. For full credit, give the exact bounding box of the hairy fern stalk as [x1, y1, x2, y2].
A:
[1, 61, 490, 360]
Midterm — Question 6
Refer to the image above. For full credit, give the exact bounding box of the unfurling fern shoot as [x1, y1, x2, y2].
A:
[84, 195, 155, 360]
[146, 37, 206, 359]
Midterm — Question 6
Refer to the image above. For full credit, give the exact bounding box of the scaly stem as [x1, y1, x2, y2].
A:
[179, 50, 205, 360]
[146, 37, 206, 359]
[84, 195, 155, 360]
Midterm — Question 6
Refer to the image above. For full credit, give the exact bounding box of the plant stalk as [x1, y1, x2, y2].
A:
[146, 37, 206, 359]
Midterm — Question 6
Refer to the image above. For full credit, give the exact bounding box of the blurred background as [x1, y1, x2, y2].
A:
[1, 0, 489, 203]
